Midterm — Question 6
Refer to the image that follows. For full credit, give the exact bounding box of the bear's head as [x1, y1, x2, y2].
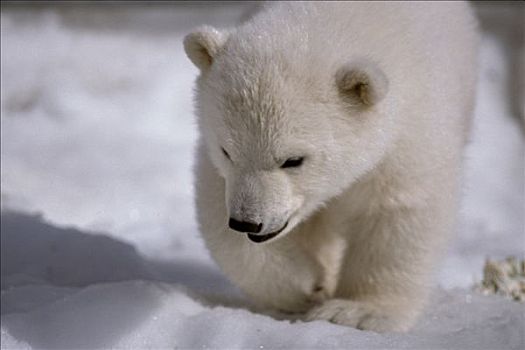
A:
[185, 26, 395, 244]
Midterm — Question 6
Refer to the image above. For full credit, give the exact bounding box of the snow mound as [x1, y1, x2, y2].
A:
[1, 211, 524, 350]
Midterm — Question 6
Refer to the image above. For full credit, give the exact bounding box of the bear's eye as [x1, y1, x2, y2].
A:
[281, 157, 304, 168]
[221, 147, 231, 160]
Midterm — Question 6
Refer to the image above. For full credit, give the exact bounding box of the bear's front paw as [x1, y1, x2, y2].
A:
[305, 299, 412, 332]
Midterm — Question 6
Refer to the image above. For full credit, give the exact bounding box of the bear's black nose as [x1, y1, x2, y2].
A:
[229, 218, 263, 233]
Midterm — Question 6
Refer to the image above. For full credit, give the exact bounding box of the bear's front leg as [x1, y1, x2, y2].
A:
[306, 198, 454, 332]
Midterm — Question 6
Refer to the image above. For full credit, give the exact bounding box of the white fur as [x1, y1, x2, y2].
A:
[185, 1, 479, 332]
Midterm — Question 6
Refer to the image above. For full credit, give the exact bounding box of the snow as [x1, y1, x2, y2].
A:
[1, 3, 524, 349]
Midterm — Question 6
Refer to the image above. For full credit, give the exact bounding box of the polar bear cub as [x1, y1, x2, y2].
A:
[184, 1, 478, 332]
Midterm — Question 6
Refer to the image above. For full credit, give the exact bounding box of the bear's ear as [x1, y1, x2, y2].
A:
[183, 26, 229, 72]
[335, 60, 389, 107]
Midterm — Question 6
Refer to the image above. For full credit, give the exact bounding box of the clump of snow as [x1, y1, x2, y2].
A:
[1, 3, 524, 350]
[474, 256, 525, 302]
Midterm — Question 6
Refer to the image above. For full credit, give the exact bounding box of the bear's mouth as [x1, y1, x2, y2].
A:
[247, 221, 288, 243]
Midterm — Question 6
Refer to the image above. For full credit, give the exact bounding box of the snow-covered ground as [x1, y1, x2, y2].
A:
[1, 3, 524, 349]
